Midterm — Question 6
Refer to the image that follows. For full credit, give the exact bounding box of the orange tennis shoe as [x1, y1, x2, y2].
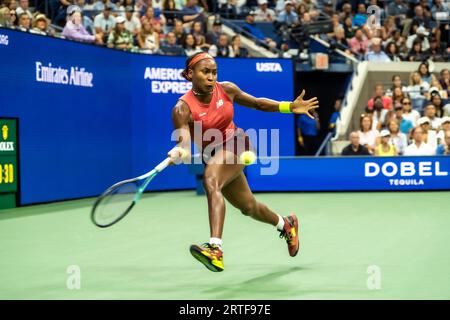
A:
[279, 214, 300, 257]
[190, 243, 224, 272]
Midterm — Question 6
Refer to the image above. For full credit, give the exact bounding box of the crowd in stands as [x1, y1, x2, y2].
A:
[1, 0, 448, 60]
[341, 64, 450, 156]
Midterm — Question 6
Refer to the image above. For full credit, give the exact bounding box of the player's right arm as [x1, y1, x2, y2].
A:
[168, 100, 192, 165]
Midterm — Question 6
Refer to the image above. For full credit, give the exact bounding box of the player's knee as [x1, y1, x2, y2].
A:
[240, 200, 258, 216]
[203, 175, 221, 194]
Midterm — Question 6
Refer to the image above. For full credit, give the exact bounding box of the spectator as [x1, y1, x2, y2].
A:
[254, 0, 275, 22]
[62, 5, 101, 43]
[341, 131, 371, 156]
[15, 0, 32, 20]
[339, 2, 352, 22]
[30, 13, 53, 36]
[172, 19, 187, 44]
[17, 12, 30, 31]
[387, 0, 408, 18]
[387, 119, 408, 155]
[439, 68, 450, 97]
[404, 126, 435, 156]
[391, 87, 406, 109]
[411, 5, 432, 31]
[425, 37, 446, 62]
[206, 20, 222, 45]
[366, 37, 391, 62]
[297, 111, 320, 155]
[436, 117, 450, 146]
[276, 1, 299, 27]
[94, 4, 116, 42]
[0, 7, 13, 27]
[348, 28, 369, 58]
[107, 15, 134, 51]
[406, 71, 430, 111]
[208, 33, 234, 57]
[371, 96, 389, 131]
[418, 61, 436, 85]
[343, 16, 355, 39]
[330, 27, 351, 55]
[352, 3, 367, 27]
[137, 21, 160, 54]
[406, 26, 430, 51]
[163, 0, 180, 27]
[388, 103, 414, 135]
[431, 0, 449, 21]
[358, 114, 379, 154]
[93, 0, 117, 11]
[124, 6, 141, 36]
[367, 84, 393, 111]
[400, 96, 420, 127]
[230, 35, 249, 57]
[219, 0, 237, 19]
[328, 98, 341, 134]
[423, 104, 442, 129]
[436, 129, 450, 155]
[141, 6, 166, 27]
[385, 41, 402, 62]
[406, 39, 426, 62]
[429, 78, 448, 100]
[375, 129, 397, 156]
[242, 12, 275, 47]
[181, 0, 205, 24]
[191, 20, 209, 51]
[418, 116, 438, 150]
[181, 33, 201, 56]
[428, 90, 447, 117]
[159, 31, 185, 55]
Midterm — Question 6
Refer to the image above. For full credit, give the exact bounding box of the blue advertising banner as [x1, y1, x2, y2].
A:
[0, 28, 295, 205]
[246, 156, 450, 191]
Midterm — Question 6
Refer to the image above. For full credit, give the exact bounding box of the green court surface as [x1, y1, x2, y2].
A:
[0, 190, 449, 300]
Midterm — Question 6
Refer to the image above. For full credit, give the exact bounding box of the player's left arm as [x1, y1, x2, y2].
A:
[221, 81, 319, 119]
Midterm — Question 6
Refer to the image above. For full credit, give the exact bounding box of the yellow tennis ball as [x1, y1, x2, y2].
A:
[239, 151, 256, 166]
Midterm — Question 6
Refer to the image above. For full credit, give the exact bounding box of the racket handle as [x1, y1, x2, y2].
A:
[155, 157, 172, 172]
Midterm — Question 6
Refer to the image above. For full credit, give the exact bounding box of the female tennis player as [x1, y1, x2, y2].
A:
[168, 52, 319, 272]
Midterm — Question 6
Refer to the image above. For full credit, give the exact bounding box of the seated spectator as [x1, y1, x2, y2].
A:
[181, 0, 205, 24]
[431, 0, 449, 21]
[15, 0, 32, 20]
[428, 90, 448, 117]
[181, 33, 202, 56]
[219, 0, 237, 19]
[387, 119, 408, 155]
[172, 19, 187, 44]
[328, 98, 341, 134]
[385, 41, 402, 62]
[391, 87, 406, 109]
[137, 21, 160, 54]
[343, 16, 355, 39]
[254, 0, 275, 22]
[437, 116, 450, 145]
[276, 1, 299, 27]
[425, 37, 446, 62]
[93, 0, 117, 12]
[371, 97, 389, 131]
[163, 0, 181, 27]
[341, 131, 371, 156]
[406, 39, 426, 62]
[0, 7, 13, 27]
[436, 130, 450, 155]
[94, 4, 116, 43]
[339, 2, 352, 22]
[206, 20, 222, 45]
[423, 104, 442, 129]
[439, 69, 450, 98]
[366, 37, 391, 62]
[404, 126, 435, 156]
[387, 0, 408, 19]
[230, 35, 249, 57]
[418, 116, 438, 150]
[391, 74, 408, 94]
[17, 12, 30, 31]
[141, 6, 166, 27]
[63, 5, 101, 43]
[358, 114, 380, 154]
[367, 84, 393, 111]
[405, 71, 430, 112]
[208, 33, 234, 57]
[107, 16, 135, 51]
[297, 111, 320, 155]
[124, 6, 141, 37]
[160, 31, 185, 55]
[329, 27, 351, 55]
[30, 13, 53, 36]
[411, 5, 432, 32]
[375, 129, 397, 156]
[406, 26, 430, 51]
[74, 0, 95, 34]
[401, 97, 420, 127]
[242, 12, 276, 48]
[387, 103, 414, 135]
[418, 61, 436, 85]
[429, 78, 448, 100]
[352, 3, 367, 28]
[348, 28, 369, 58]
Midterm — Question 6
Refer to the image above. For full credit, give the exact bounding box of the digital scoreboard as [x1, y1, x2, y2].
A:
[0, 118, 19, 209]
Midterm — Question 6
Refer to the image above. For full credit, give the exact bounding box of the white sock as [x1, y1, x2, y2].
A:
[276, 214, 285, 231]
[209, 237, 222, 249]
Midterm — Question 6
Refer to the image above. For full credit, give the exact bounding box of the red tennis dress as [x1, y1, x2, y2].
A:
[179, 82, 252, 162]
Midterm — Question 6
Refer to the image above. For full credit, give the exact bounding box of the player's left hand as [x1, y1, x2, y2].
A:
[291, 90, 319, 119]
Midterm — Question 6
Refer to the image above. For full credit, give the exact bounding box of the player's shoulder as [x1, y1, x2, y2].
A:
[219, 81, 240, 95]
[172, 99, 191, 118]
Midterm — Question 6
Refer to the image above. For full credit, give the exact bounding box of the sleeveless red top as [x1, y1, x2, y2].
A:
[179, 82, 236, 149]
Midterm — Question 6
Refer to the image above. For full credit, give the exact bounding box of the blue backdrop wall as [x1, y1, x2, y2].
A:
[0, 28, 295, 205]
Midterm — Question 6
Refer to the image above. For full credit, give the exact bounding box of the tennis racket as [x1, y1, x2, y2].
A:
[91, 157, 172, 228]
